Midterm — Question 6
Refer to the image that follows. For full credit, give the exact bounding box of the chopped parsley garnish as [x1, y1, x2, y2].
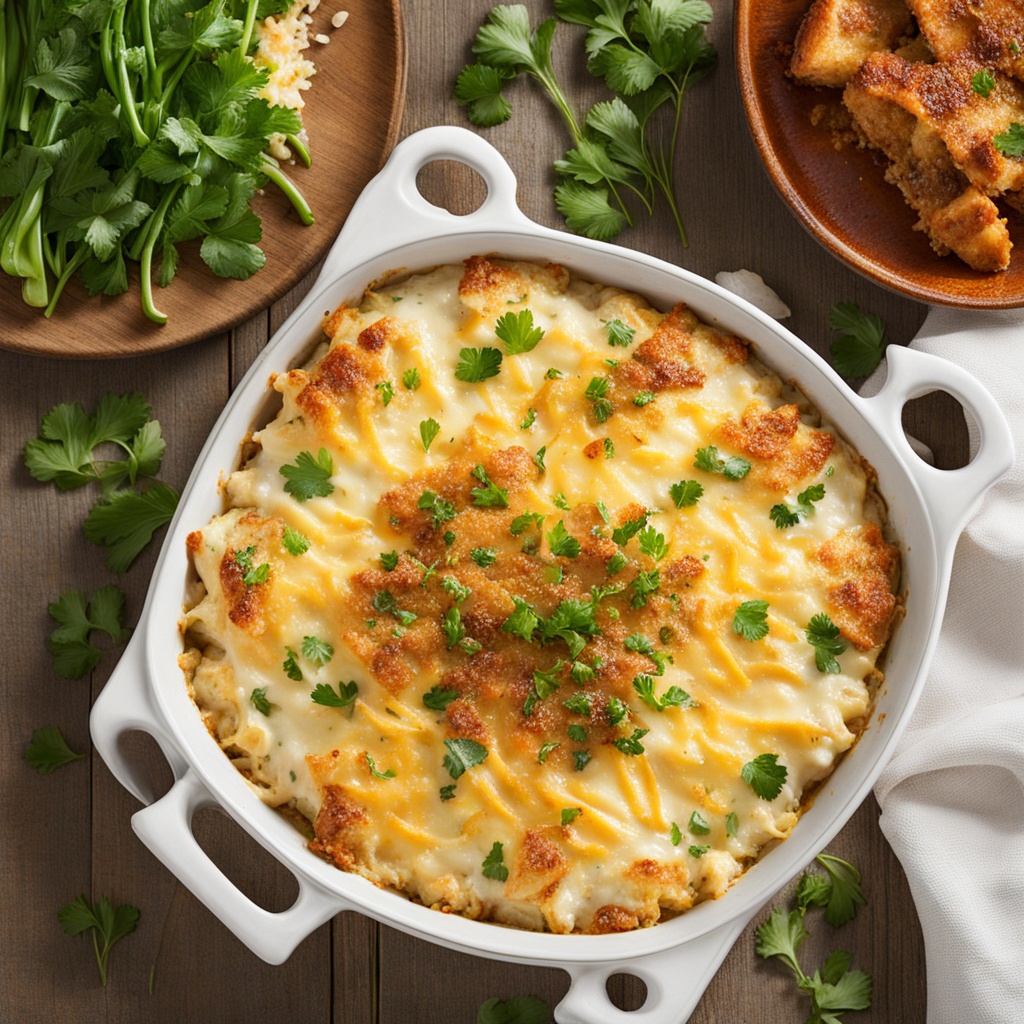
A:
[280, 448, 335, 502]
[402, 367, 421, 390]
[282, 525, 310, 555]
[563, 691, 593, 717]
[603, 437, 615, 458]
[694, 445, 750, 480]
[567, 724, 588, 742]
[372, 590, 418, 627]
[603, 318, 635, 347]
[282, 647, 302, 681]
[443, 529, 457, 545]
[365, 754, 396, 780]
[631, 568, 660, 608]
[632, 674, 697, 712]
[828, 301, 888, 378]
[310, 681, 359, 709]
[442, 607, 467, 649]
[733, 599, 770, 642]
[689, 844, 709, 858]
[585, 375, 613, 422]
[533, 660, 565, 699]
[380, 550, 400, 571]
[742, 753, 788, 800]
[613, 727, 649, 756]
[250, 687, 273, 717]
[545, 367, 564, 379]
[538, 741, 560, 764]
[669, 479, 703, 508]
[502, 597, 541, 642]
[420, 418, 441, 452]
[439, 784, 457, 801]
[25, 726, 84, 775]
[624, 633, 670, 674]
[441, 576, 472, 603]
[234, 546, 270, 586]
[561, 807, 582, 826]
[482, 841, 509, 881]
[496, 308, 545, 353]
[606, 552, 628, 575]
[553, 491, 571, 511]
[418, 489, 457, 527]
[633, 390, 656, 407]
[572, 749, 592, 771]
[726, 812, 739, 837]
[547, 520, 581, 558]
[470, 546, 498, 567]
[805, 613, 847, 673]
[520, 407, 537, 430]
[770, 484, 826, 529]
[443, 737, 489, 779]
[46, 586, 131, 679]
[423, 684, 459, 711]
[688, 811, 710, 835]
[605, 696, 630, 726]
[537, 598, 602, 657]
[972, 68, 995, 97]
[375, 380, 395, 406]
[301, 635, 334, 665]
[637, 526, 669, 561]
[570, 658, 596, 684]
[455, 346, 503, 382]
[511, 510, 544, 535]
[470, 464, 509, 507]
[533, 446, 547, 472]
[611, 513, 648, 545]
[670, 822, 683, 846]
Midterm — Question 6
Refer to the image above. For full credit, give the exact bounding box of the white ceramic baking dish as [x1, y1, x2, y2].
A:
[91, 126, 1014, 1024]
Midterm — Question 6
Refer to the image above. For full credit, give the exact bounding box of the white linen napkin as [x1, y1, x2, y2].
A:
[870, 307, 1024, 1024]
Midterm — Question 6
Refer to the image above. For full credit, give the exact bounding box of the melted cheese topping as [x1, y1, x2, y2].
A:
[182, 258, 899, 934]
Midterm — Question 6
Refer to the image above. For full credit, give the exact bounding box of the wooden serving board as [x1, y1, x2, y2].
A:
[0, 0, 406, 358]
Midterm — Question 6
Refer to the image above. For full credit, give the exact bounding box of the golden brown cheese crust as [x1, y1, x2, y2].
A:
[183, 257, 901, 937]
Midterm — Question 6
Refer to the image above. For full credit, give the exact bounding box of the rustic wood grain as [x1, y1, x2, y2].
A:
[1, 1, 956, 1022]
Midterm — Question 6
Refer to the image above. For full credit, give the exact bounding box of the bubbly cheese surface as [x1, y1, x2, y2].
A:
[182, 257, 899, 934]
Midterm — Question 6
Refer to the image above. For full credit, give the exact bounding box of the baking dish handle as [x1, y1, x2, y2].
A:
[555, 915, 749, 1024]
[857, 345, 1014, 547]
[318, 126, 534, 283]
[90, 628, 189, 805]
[131, 769, 350, 964]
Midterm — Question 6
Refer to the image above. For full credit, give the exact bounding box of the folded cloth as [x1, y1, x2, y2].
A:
[871, 307, 1024, 1024]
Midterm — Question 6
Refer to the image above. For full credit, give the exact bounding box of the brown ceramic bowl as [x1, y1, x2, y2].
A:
[736, 0, 1024, 309]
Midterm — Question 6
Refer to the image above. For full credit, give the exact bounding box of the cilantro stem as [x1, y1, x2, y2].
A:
[239, 0, 260, 56]
[286, 132, 312, 168]
[138, 186, 181, 325]
[261, 160, 314, 225]
[113, 2, 150, 147]
[44, 246, 89, 318]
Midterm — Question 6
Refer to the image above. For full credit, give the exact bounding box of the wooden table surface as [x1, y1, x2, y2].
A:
[2, 1, 957, 1021]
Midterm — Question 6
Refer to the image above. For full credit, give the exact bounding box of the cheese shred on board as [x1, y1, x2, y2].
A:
[182, 257, 900, 935]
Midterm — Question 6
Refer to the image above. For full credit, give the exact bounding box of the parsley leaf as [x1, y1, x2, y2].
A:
[741, 753, 788, 800]
[456, 346, 503, 382]
[633, 389, 656, 407]
[538, 741, 560, 764]
[688, 810, 710, 835]
[46, 586, 131, 679]
[25, 726, 85, 775]
[375, 380, 395, 407]
[547, 520, 581, 558]
[470, 464, 509, 507]
[496, 308, 545, 353]
[282, 525, 310, 556]
[481, 840, 509, 882]
[770, 483, 826, 529]
[817, 854, 868, 927]
[250, 687, 273, 717]
[454, 62, 514, 126]
[441, 576, 472, 604]
[572, 749, 592, 771]
[537, 598, 602, 657]
[420, 418, 441, 452]
[310, 681, 358, 709]
[402, 367, 421, 390]
[585, 375, 614, 422]
[561, 807, 582, 826]
[603, 318, 635, 347]
[732, 599, 769, 642]
[637, 525, 669, 561]
[380, 550, 400, 571]
[806, 613, 847, 674]
[502, 596, 541, 642]
[280, 448, 334, 502]
[58, 895, 139, 987]
[694, 445, 750, 480]
[511, 511, 544, 536]
[82, 483, 179, 572]
[423, 684, 460, 711]
[828, 302, 888, 378]
[623, 632, 670, 674]
[418, 490, 457, 527]
[443, 737, 489, 779]
[365, 754, 396, 780]
[972, 68, 995, 97]
[520, 407, 537, 430]
[632, 674, 697, 712]
[669, 479, 703, 507]
[994, 121, 1024, 156]
[372, 590, 418, 627]
[283, 647, 303, 681]
[755, 906, 809, 976]
[470, 546, 498, 568]
[613, 727, 649, 756]
[301, 635, 333, 665]
[631, 567, 660, 608]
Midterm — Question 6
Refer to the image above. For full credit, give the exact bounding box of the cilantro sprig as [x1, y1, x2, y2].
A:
[770, 484, 826, 529]
[694, 445, 751, 480]
[455, 2, 717, 247]
[496, 308, 545, 353]
[280, 448, 334, 503]
[0, 2, 314, 322]
[806, 613, 847, 674]
[25, 726, 85, 775]
[741, 752, 788, 801]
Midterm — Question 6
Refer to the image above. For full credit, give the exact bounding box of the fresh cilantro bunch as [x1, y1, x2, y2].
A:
[455, 1, 717, 247]
[24, 393, 179, 571]
[755, 854, 871, 1024]
[0, 0, 313, 323]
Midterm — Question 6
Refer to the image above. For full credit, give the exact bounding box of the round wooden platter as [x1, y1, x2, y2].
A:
[0, 0, 406, 358]
[736, 0, 1024, 310]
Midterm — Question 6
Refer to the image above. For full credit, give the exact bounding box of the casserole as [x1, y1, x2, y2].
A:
[91, 126, 1013, 1024]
